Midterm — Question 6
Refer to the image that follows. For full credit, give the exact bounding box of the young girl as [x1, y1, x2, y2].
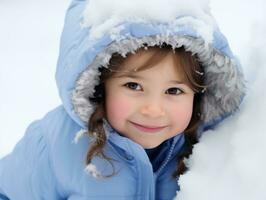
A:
[0, 0, 246, 199]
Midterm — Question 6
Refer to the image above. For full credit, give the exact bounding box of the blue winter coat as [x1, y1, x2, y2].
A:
[0, 0, 246, 199]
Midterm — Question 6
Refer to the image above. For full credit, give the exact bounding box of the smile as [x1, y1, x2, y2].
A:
[130, 121, 168, 133]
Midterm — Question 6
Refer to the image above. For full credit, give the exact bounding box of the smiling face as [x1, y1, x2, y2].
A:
[104, 48, 195, 149]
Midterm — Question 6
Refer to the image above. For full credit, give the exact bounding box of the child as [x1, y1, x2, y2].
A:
[0, 0, 246, 199]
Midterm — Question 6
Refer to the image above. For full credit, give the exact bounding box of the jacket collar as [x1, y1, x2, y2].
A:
[103, 119, 185, 166]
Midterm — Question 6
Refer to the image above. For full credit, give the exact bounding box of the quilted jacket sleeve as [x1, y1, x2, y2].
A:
[0, 120, 62, 200]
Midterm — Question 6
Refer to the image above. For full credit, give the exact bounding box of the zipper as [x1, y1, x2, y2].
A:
[152, 138, 178, 200]
[153, 136, 179, 185]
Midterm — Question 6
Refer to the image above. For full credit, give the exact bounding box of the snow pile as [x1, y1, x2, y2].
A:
[175, 24, 266, 200]
[82, 0, 215, 41]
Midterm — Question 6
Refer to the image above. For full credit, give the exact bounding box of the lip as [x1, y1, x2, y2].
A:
[130, 121, 168, 133]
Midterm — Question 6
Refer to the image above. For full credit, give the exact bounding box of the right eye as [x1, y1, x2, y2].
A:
[123, 82, 142, 91]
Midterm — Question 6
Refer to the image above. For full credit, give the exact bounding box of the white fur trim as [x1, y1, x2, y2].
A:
[72, 35, 246, 129]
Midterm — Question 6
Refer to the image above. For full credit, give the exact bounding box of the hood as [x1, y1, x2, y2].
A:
[55, 0, 246, 136]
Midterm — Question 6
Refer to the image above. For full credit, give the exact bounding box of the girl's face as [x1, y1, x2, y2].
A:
[105, 49, 195, 149]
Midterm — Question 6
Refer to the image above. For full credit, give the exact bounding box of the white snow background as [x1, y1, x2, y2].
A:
[0, 0, 266, 199]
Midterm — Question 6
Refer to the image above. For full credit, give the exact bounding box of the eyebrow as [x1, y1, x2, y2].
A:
[114, 73, 185, 84]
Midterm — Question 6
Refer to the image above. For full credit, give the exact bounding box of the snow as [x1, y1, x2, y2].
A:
[0, 0, 266, 199]
[0, 0, 68, 157]
[85, 163, 104, 179]
[82, 0, 215, 42]
[83, 0, 211, 26]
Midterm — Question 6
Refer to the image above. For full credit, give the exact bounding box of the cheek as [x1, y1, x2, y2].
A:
[171, 99, 194, 128]
[105, 94, 132, 123]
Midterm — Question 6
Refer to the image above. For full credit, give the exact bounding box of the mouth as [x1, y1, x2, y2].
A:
[130, 121, 168, 133]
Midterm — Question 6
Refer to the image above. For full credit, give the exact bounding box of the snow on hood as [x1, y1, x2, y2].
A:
[55, 0, 246, 137]
[82, 0, 215, 42]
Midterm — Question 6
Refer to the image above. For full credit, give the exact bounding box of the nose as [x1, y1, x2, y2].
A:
[140, 101, 166, 118]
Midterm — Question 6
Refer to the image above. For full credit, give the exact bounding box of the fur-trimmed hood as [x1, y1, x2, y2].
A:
[55, 0, 246, 136]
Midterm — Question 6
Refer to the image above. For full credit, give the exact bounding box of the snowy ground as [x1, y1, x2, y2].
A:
[1, 0, 266, 199]
[0, 0, 69, 156]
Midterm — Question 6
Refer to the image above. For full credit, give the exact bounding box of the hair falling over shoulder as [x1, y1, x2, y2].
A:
[86, 44, 206, 178]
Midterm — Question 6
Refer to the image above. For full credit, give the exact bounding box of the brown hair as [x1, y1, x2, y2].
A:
[87, 43, 206, 178]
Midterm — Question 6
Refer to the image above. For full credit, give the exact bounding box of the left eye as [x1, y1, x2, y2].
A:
[124, 82, 142, 91]
[166, 88, 183, 95]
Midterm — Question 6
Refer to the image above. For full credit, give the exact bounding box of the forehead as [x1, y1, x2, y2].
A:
[116, 48, 186, 80]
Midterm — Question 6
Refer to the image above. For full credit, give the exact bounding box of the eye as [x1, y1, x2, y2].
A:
[124, 82, 142, 91]
[166, 87, 183, 95]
